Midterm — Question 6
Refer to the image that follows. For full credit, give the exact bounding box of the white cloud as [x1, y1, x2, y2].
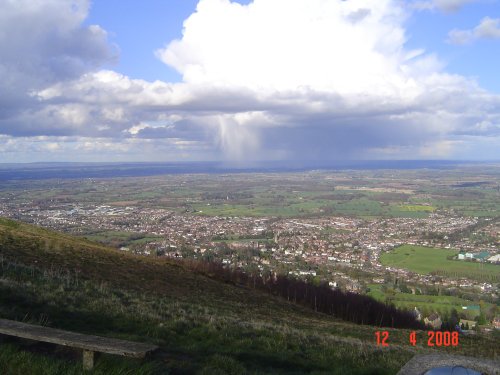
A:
[419, 140, 460, 157]
[412, 0, 476, 12]
[127, 123, 152, 136]
[1, 0, 500, 161]
[157, 0, 414, 96]
[155, 0, 500, 159]
[0, 135, 212, 163]
[475, 17, 500, 38]
[0, 0, 117, 139]
[448, 17, 500, 44]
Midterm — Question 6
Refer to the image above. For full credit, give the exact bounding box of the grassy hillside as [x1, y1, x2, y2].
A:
[0, 218, 498, 374]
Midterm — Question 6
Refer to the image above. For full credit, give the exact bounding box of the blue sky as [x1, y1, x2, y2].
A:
[404, 1, 500, 93]
[1, 0, 499, 162]
[84, 0, 199, 83]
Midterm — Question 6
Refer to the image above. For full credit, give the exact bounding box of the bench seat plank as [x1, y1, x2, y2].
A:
[0, 319, 158, 358]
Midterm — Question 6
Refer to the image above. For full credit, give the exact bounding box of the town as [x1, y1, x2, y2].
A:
[0, 172, 500, 334]
[0, 169, 499, 332]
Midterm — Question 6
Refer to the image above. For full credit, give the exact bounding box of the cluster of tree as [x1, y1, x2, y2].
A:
[179, 259, 424, 329]
[439, 308, 460, 331]
[86, 232, 148, 249]
[447, 216, 500, 242]
[438, 307, 490, 331]
[460, 322, 472, 330]
[421, 231, 446, 241]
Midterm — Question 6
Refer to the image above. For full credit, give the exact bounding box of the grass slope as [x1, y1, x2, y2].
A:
[0, 218, 498, 374]
[380, 245, 500, 282]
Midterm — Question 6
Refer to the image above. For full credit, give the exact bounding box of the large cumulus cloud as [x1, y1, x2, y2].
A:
[0, 0, 115, 122]
[1, 0, 499, 161]
[148, 0, 500, 159]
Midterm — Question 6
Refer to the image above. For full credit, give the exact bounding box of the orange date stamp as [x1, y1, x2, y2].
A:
[375, 331, 459, 347]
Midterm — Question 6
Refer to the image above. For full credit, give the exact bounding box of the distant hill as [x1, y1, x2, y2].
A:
[0, 217, 498, 374]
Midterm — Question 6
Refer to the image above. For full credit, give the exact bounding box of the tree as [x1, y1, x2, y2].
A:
[449, 308, 459, 327]
[485, 305, 498, 321]
[399, 284, 410, 294]
[476, 312, 487, 326]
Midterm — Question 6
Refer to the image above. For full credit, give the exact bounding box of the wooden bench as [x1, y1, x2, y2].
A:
[0, 318, 158, 370]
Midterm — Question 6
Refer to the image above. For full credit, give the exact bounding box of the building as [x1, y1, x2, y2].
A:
[474, 251, 490, 262]
[424, 313, 442, 330]
[462, 305, 480, 311]
[412, 307, 422, 321]
[488, 254, 500, 263]
[493, 317, 500, 329]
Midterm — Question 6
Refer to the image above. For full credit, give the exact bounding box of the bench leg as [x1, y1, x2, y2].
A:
[82, 349, 95, 370]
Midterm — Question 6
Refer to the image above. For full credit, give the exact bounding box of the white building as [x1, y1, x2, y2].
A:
[488, 254, 500, 263]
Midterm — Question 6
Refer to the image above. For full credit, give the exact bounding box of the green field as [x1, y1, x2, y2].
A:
[367, 284, 488, 319]
[380, 245, 500, 282]
[193, 194, 434, 218]
[82, 230, 162, 248]
[3, 168, 500, 218]
[397, 205, 435, 212]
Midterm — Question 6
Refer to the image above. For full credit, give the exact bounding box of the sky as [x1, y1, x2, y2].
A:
[0, 0, 499, 163]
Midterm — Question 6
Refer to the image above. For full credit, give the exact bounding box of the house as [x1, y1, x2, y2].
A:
[412, 307, 422, 321]
[460, 251, 491, 262]
[424, 313, 442, 330]
[488, 254, 500, 263]
[493, 317, 500, 329]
